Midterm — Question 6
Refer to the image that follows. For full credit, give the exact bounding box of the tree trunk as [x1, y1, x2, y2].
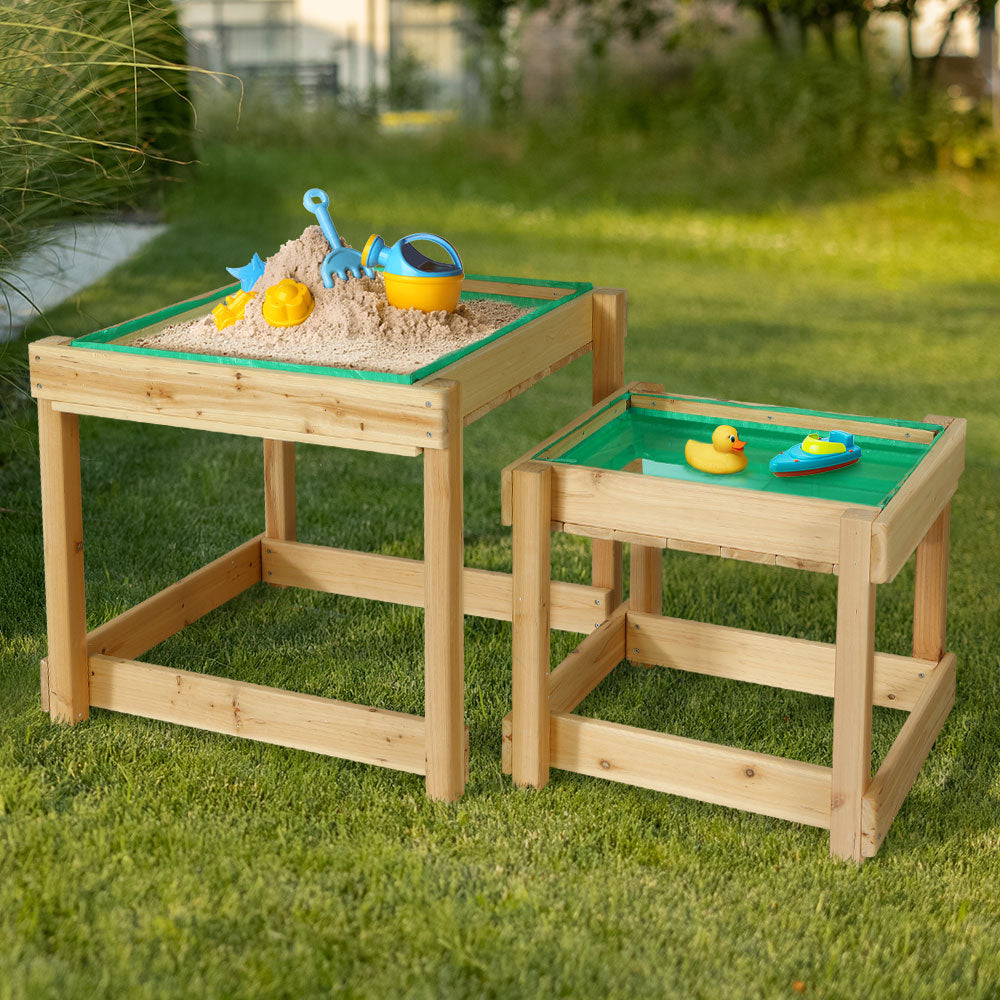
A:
[754, 2, 783, 51]
[853, 8, 868, 64]
[818, 14, 839, 59]
[797, 14, 809, 52]
[983, 5, 1000, 131]
[906, 10, 919, 90]
[926, 3, 962, 87]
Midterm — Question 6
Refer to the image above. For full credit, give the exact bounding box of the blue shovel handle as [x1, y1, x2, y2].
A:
[303, 188, 342, 250]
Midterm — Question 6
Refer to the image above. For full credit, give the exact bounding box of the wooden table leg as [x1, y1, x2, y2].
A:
[592, 289, 626, 606]
[830, 509, 878, 862]
[913, 503, 950, 662]
[423, 381, 465, 801]
[38, 400, 89, 723]
[512, 462, 552, 789]
[263, 440, 296, 541]
[629, 545, 663, 616]
[629, 545, 663, 667]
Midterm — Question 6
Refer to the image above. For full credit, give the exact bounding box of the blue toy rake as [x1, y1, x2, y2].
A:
[302, 188, 374, 286]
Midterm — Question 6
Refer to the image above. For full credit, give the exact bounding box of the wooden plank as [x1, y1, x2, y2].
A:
[626, 611, 932, 711]
[912, 503, 950, 661]
[261, 539, 612, 633]
[549, 714, 833, 828]
[549, 604, 628, 713]
[88, 655, 426, 773]
[719, 547, 777, 566]
[423, 380, 465, 801]
[563, 522, 669, 549]
[511, 462, 552, 788]
[628, 486, 667, 666]
[500, 389, 633, 525]
[501, 712, 513, 775]
[463, 571, 612, 634]
[428, 290, 594, 421]
[775, 554, 837, 575]
[923, 414, 955, 428]
[628, 542, 661, 668]
[830, 509, 878, 862]
[73, 286, 234, 346]
[263, 440, 296, 541]
[461, 343, 592, 427]
[591, 289, 627, 609]
[591, 289, 627, 402]
[34, 341, 74, 719]
[499, 383, 644, 525]
[629, 545, 662, 615]
[537, 399, 630, 463]
[629, 392, 938, 444]
[667, 538, 722, 557]
[29, 340, 448, 452]
[550, 464, 864, 566]
[264, 539, 422, 601]
[87, 536, 263, 661]
[38, 399, 89, 724]
[52, 401, 424, 458]
[461, 277, 575, 300]
[592, 537, 623, 609]
[48, 400, 422, 457]
[861, 653, 956, 857]
[871, 417, 965, 584]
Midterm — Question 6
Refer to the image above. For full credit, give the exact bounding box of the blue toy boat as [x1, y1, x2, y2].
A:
[769, 430, 862, 477]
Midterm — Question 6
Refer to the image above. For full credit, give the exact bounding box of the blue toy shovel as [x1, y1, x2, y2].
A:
[302, 188, 374, 287]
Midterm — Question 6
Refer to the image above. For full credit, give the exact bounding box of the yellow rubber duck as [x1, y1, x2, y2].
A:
[684, 424, 748, 475]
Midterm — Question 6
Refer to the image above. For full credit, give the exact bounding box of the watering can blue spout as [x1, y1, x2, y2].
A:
[361, 232, 464, 313]
[362, 233, 463, 278]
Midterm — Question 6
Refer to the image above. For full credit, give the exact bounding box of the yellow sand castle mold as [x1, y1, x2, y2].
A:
[262, 279, 315, 328]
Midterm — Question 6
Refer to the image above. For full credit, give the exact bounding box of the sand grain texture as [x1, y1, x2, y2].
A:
[132, 226, 528, 376]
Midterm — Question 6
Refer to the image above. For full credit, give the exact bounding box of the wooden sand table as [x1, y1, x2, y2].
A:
[131, 225, 528, 375]
[31, 265, 622, 805]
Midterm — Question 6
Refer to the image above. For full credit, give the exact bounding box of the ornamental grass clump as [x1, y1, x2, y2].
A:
[0, 0, 214, 274]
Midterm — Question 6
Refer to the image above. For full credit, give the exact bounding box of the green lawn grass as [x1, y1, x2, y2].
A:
[2, 128, 999, 999]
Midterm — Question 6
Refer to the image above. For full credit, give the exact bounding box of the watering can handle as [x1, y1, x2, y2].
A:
[303, 188, 342, 250]
[405, 233, 463, 270]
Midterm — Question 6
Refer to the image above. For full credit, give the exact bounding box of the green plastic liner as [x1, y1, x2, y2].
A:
[540, 392, 941, 508]
[69, 275, 593, 385]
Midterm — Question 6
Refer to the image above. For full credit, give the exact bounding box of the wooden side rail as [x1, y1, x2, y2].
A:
[431, 291, 595, 423]
[626, 611, 934, 712]
[549, 604, 628, 714]
[89, 655, 429, 774]
[871, 417, 965, 584]
[41, 536, 264, 713]
[549, 714, 832, 828]
[261, 538, 613, 634]
[502, 605, 628, 775]
[629, 393, 939, 445]
[89, 536, 263, 659]
[861, 653, 956, 857]
[29, 338, 445, 454]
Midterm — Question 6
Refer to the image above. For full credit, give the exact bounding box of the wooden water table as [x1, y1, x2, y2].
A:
[31, 277, 630, 802]
[501, 384, 965, 860]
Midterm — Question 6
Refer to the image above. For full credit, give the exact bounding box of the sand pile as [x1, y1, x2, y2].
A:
[132, 226, 528, 376]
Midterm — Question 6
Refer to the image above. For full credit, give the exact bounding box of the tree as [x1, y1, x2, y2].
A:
[449, 0, 997, 97]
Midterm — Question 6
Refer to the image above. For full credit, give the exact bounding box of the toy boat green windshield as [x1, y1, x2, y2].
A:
[769, 430, 862, 477]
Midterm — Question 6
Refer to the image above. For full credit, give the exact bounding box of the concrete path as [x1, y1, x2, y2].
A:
[0, 220, 166, 341]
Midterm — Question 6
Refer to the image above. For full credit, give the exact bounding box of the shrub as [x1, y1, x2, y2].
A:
[510, 42, 999, 206]
[0, 0, 202, 273]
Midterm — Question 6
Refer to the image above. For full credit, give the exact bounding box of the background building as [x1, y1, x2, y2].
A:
[176, 0, 469, 107]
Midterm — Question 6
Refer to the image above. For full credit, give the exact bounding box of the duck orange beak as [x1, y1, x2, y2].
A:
[732, 439, 746, 452]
